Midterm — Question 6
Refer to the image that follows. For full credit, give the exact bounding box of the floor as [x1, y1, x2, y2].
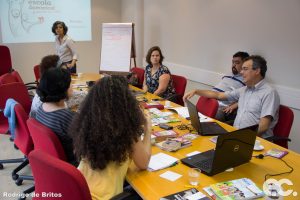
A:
[0, 134, 33, 200]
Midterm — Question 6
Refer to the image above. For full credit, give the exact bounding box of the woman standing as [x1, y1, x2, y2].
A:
[143, 46, 176, 99]
[52, 21, 78, 73]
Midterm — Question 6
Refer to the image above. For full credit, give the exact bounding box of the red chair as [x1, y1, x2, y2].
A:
[27, 118, 67, 161]
[0, 45, 13, 76]
[0, 103, 35, 200]
[196, 96, 219, 118]
[29, 150, 92, 200]
[171, 74, 187, 106]
[33, 65, 40, 84]
[130, 67, 145, 89]
[0, 72, 20, 85]
[266, 105, 294, 149]
[0, 82, 32, 134]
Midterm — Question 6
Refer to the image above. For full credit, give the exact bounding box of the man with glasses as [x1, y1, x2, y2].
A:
[183, 55, 280, 138]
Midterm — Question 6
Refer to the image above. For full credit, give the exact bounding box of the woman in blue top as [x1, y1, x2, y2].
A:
[143, 46, 175, 99]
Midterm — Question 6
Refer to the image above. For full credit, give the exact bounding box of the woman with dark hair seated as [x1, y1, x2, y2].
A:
[143, 46, 176, 99]
[35, 68, 77, 166]
[70, 75, 151, 199]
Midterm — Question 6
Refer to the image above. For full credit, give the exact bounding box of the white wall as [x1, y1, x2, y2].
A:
[122, 0, 300, 153]
[2, 0, 121, 83]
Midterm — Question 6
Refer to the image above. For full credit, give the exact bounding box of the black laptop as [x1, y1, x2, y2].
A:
[186, 99, 227, 136]
[181, 128, 257, 176]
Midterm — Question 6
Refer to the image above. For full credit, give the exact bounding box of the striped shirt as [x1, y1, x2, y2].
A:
[35, 104, 77, 165]
[213, 74, 245, 107]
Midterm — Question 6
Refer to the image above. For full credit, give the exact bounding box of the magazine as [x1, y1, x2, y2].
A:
[160, 188, 210, 200]
[265, 148, 288, 159]
[205, 178, 264, 200]
[156, 137, 192, 152]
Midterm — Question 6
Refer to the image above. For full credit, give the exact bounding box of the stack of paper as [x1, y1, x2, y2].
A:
[148, 152, 178, 171]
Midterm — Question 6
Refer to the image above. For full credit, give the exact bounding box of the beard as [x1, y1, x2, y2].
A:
[232, 67, 238, 75]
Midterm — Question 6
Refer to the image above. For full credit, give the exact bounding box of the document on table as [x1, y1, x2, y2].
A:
[148, 152, 178, 171]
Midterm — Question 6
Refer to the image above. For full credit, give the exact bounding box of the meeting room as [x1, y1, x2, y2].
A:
[1, 0, 300, 199]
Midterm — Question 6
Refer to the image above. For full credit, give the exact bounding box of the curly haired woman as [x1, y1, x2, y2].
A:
[70, 75, 152, 200]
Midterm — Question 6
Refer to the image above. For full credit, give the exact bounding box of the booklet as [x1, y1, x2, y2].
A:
[153, 130, 179, 142]
[204, 178, 264, 200]
[148, 152, 179, 171]
[265, 148, 289, 159]
[160, 188, 210, 200]
[156, 137, 192, 152]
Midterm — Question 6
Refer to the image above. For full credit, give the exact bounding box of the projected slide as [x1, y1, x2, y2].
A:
[0, 0, 91, 43]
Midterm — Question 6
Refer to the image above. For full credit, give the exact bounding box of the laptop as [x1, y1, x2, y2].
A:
[186, 99, 227, 136]
[181, 128, 257, 176]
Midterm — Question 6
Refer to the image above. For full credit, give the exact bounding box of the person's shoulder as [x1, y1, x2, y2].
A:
[160, 65, 171, 73]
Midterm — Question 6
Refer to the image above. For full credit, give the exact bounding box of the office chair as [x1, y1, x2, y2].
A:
[196, 96, 219, 118]
[0, 103, 35, 200]
[170, 74, 187, 106]
[27, 118, 67, 161]
[28, 150, 91, 200]
[33, 65, 40, 84]
[265, 105, 294, 149]
[0, 82, 32, 134]
[0, 45, 13, 76]
[130, 67, 145, 89]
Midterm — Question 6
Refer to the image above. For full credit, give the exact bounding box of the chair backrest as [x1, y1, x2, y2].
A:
[0, 82, 32, 132]
[33, 65, 40, 83]
[196, 96, 219, 118]
[11, 71, 24, 84]
[130, 67, 145, 88]
[0, 45, 12, 76]
[171, 74, 187, 106]
[0, 71, 24, 85]
[29, 150, 92, 200]
[273, 105, 294, 148]
[27, 118, 67, 161]
[14, 104, 34, 156]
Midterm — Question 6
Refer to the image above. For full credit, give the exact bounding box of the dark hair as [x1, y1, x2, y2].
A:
[244, 55, 267, 78]
[70, 76, 145, 170]
[37, 68, 71, 102]
[233, 51, 249, 61]
[39, 55, 60, 76]
[146, 46, 164, 65]
[51, 21, 68, 35]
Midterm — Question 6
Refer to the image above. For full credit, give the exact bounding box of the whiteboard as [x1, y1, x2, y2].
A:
[100, 23, 133, 73]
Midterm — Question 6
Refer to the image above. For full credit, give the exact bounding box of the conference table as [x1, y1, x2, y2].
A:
[72, 73, 300, 200]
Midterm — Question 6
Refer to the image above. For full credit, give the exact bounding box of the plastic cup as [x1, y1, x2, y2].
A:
[188, 168, 201, 186]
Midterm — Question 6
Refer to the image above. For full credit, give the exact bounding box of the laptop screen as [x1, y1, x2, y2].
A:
[186, 99, 201, 133]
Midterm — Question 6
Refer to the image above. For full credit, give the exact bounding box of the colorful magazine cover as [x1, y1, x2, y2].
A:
[208, 178, 264, 200]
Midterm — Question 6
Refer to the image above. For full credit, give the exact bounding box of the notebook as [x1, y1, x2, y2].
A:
[181, 128, 256, 176]
[186, 99, 227, 136]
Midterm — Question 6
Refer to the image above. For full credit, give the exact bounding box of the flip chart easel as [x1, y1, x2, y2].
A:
[99, 23, 136, 75]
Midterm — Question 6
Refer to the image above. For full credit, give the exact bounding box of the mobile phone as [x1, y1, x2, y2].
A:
[159, 123, 173, 130]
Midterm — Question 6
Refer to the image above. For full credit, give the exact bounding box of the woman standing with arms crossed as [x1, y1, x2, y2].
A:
[70, 76, 151, 199]
[52, 21, 78, 73]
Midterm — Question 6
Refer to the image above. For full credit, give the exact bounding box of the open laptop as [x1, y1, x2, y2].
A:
[181, 128, 257, 176]
[186, 99, 227, 136]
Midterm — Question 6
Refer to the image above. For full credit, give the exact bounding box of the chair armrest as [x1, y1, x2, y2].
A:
[265, 136, 291, 142]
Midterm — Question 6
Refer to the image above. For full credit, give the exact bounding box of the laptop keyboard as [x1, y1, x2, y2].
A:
[194, 158, 213, 170]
